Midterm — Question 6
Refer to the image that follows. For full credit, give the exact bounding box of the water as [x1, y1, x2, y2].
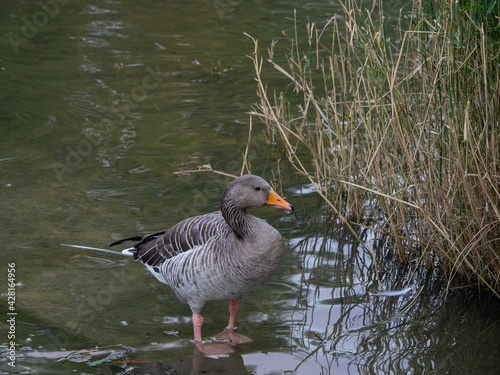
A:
[1, 0, 500, 374]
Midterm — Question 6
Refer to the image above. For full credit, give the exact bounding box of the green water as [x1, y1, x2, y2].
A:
[1, 0, 499, 374]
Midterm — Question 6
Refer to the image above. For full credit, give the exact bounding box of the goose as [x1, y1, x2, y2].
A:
[110, 175, 293, 344]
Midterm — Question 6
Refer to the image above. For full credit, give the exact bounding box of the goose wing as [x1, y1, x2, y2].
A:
[110, 211, 228, 267]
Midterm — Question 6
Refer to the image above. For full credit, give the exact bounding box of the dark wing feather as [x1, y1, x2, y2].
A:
[109, 233, 159, 247]
[110, 211, 228, 267]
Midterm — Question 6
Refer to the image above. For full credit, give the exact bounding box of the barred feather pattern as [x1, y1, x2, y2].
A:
[162, 214, 285, 313]
[131, 212, 227, 267]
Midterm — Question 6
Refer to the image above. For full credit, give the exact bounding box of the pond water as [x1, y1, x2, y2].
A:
[1, 0, 500, 374]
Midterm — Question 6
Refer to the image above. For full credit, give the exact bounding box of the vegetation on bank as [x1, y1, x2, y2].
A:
[248, 0, 500, 295]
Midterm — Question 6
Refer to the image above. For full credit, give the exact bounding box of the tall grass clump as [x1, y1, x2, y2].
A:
[248, 0, 500, 295]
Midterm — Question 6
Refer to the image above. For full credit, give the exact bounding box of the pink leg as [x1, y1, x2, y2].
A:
[228, 299, 239, 329]
[192, 313, 204, 342]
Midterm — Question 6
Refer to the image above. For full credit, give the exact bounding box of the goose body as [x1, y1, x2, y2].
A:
[110, 175, 293, 343]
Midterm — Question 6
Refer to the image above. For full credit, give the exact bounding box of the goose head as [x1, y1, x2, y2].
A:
[222, 175, 294, 212]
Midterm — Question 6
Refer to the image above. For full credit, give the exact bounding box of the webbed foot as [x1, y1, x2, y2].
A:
[213, 328, 253, 345]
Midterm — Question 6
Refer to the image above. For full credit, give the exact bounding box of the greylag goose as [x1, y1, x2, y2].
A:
[110, 175, 293, 343]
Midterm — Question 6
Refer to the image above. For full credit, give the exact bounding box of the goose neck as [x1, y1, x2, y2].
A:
[221, 200, 251, 238]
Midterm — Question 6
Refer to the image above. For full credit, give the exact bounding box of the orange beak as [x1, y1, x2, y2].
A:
[266, 190, 294, 211]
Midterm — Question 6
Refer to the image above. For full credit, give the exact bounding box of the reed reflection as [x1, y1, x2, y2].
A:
[287, 213, 500, 374]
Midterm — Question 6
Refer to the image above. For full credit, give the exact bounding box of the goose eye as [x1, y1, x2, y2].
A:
[255, 186, 262, 191]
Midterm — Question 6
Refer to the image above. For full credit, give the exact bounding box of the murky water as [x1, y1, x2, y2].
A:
[1, 1, 500, 374]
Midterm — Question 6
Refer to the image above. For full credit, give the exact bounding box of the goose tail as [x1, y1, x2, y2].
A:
[121, 247, 136, 256]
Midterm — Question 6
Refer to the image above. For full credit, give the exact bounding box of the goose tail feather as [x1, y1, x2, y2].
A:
[121, 248, 136, 256]
[109, 236, 143, 247]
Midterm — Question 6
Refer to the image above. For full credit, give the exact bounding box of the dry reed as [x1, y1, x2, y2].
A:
[247, 0, 500, 295]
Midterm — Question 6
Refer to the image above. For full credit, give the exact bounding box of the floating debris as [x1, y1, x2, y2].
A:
[368, 287, 414, 297]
